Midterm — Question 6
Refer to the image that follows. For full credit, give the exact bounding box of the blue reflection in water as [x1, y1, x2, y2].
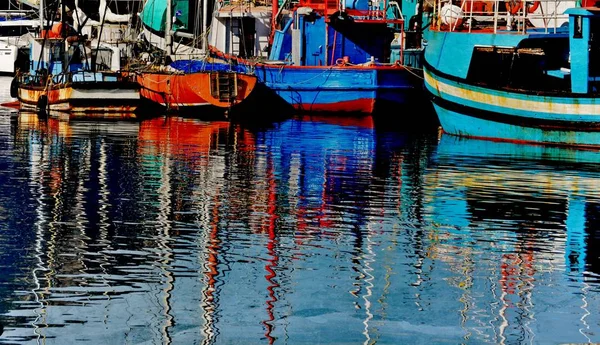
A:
[0, 86, 600, 344]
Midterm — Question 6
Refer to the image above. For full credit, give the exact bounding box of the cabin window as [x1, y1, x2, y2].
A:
[574, 16, 583, 39]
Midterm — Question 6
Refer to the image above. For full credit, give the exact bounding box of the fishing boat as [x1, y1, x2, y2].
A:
[0, 10, 39, 75]
[135, 0, 258, 117]
[134, 59, 257, 115]
[422, 0, 600, 147]
[250, 0, 426, 114]
[14, 3, 140, 119]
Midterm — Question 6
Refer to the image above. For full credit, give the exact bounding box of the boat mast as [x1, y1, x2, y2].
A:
[62, 1, 68, 71]
[39, 0, 44, 31]
[416, 0, 423, 47]
[269, 0, 279, 47]
[166, 0, 173, 56]
[202, 0, 207, 51]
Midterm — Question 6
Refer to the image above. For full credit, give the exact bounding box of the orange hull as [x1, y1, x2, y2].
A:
[136, 71, 257, 110]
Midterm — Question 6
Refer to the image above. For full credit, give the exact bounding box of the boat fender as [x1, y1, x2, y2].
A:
[439, 4, 464, 27]
[37, 95, 48, 115]
[9, 76, 18, 98]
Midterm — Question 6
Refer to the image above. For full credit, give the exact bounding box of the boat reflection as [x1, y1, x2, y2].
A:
[427, 133, 600, 344]
[5, 111, 600, 344]
[17, 111, 142, 139]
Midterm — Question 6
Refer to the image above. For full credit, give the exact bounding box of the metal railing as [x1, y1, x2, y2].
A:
[433, 0, 572, 33]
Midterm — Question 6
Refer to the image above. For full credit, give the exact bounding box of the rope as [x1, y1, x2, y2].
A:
[399, 63, 424, 80]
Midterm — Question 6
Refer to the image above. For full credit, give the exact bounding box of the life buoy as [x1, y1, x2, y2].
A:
[506, 0, 540, 14]
[527, 0, 540, 13]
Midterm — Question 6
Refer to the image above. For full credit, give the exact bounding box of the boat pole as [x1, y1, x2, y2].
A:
[39, 0, 44, 32]
[166, 0, 173, 56]
[416, 0, 424, 48]
[269, 0, 279, 46]
[202, 0, 207, 51]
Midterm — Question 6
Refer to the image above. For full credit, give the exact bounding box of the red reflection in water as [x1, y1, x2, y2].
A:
[500, 251, 535, 296]
[262, 153, 279, 344]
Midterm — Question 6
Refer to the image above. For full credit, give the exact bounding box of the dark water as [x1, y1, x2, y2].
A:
[0, 76, 600, 345]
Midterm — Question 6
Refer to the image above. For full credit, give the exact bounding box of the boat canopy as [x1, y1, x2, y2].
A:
[141, 0, 192, 33]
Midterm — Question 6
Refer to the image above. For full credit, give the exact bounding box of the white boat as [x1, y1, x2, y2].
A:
[0, 10, 39, 74]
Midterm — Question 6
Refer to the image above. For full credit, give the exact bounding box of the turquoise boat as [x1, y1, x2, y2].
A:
[423, 0, 600, 148]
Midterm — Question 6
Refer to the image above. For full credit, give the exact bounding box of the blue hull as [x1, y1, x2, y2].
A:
[422, 12, 600, 149]
[424, 65, 600, 147]
[254, 63, 422, 113]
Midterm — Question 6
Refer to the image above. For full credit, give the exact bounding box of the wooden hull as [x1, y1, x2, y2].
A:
[17, 81, 140, 120]
[136, 71, 257, 111]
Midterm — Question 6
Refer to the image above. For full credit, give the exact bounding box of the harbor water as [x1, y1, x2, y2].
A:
[0, 76, 599, 344]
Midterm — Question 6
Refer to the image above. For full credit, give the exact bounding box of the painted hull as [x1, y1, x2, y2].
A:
[424, 66, 600, 147]
[17, 81, 140, 120]
[254, 63, 422, 114]
[423, 27, 600, 148]
[136, 71, 257, 110]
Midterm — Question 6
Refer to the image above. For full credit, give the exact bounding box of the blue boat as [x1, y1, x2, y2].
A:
[252, 0, 425, 114]
[423, 0, 600, 147]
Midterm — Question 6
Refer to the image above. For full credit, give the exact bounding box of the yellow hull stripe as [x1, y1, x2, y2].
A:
[424, 69, 600, 116]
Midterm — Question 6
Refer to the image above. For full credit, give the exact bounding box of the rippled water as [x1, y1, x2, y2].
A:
[0, 76, 600, 344]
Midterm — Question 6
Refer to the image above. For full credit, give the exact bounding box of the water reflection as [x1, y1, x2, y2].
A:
[429, 134, 600, 344]
[1, 109, 600, 344]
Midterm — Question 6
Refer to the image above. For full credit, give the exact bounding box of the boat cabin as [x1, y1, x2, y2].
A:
[28, 37, 121, 83]
[267, 0, 423, 66]
[563, 7, 600, 93]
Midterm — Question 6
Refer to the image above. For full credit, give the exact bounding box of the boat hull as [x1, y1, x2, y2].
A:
[254, 64, 422, 114]
[18, 81, 140, 120]
[423, 65, 600, 147]
[136, 71, 257, 111]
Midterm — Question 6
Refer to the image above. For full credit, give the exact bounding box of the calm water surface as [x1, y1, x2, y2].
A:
[0, 76, 599, 344]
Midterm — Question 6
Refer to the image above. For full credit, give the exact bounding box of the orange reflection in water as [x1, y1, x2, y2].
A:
[18, 112, 73, 139]
[139, 116, 231, 156]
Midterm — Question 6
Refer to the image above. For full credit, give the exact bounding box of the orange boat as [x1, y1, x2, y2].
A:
[136, 62, 257, 115]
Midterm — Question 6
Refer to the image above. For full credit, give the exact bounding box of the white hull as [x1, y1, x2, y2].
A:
[69, 87, 140, 100]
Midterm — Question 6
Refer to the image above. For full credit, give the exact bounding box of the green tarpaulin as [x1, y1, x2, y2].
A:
[140, 0, 190, 32]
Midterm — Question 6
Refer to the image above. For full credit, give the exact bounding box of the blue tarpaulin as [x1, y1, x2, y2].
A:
[169, 60, 251, 74]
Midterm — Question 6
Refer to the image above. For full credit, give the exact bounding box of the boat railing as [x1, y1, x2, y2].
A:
[308, 0, 404, 24]
[0, 10, 38, 21]
[433, 0, 571, 34]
